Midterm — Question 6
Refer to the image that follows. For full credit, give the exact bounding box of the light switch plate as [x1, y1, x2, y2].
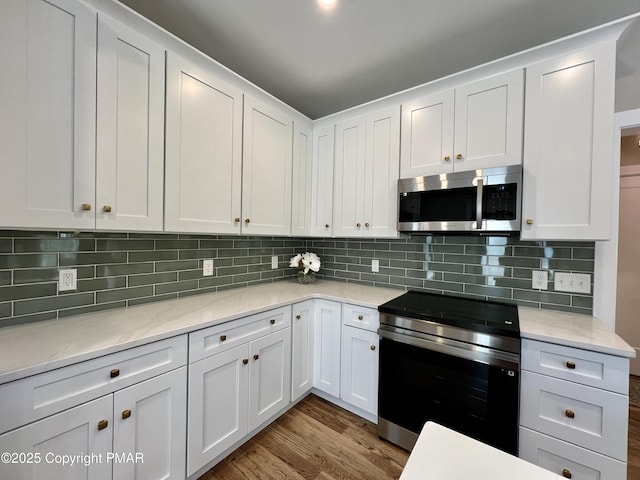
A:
[271, 256, 278, 269]
[555, 272, 591, 294]
[371, 259, 380, 273]
[203, 259, 214, 276]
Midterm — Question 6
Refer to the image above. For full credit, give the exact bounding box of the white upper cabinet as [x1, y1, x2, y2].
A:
[401, 90, 455, 177]
[334, 106, 400, 238]
[291, 124, 313, 236]
[242, 96, 294, 236]
[521, 43, 616, 240]
[311, 125, 335, 237]
[96, 14, 165, 231]
[0, 0, 96, 230]
[400, 70, 524, 178]
[165, 51, 243, 234]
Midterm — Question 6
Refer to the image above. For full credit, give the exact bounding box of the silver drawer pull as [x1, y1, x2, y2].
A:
[565, 361, 576, 369]
[564, 409, 575, 419]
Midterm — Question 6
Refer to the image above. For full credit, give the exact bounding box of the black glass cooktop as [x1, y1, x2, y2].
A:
[378, 290, 520, 339]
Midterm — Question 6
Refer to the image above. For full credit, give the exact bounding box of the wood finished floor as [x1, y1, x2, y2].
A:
[199, 396, 640, 479]
[198, 394, 409, 480]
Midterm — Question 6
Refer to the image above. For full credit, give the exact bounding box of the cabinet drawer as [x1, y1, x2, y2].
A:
[0, 335, 187, 434]
[519, 426, 626, 480]
[189, 306, 291, 363]
[522, 339, 628, 394]
[342, 304, 379, 332]
[520, 371, 628, 461]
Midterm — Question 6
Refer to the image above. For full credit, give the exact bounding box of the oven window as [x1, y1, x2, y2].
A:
[399, 187, 477, 223]
[378, 337, 519, 454]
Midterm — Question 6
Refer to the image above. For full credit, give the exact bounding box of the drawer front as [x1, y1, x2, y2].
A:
[0, 335, 187, 434]
[520, 371, 628, 460]
[342, 304, 379, 332]
[519, 426, 626, 480]
[189, 306, 291, 363]
[522, 339, 629, 394]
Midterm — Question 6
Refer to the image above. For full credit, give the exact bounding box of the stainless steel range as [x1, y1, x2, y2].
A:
[377, 291, 520, 454]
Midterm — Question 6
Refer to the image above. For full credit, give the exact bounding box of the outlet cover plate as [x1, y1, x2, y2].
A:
[371, 259, 380, 273]
[271, 256, 278, 269]
[203, 259, 214, 276]
[531, 270, 548, 290]
[59, 269, 77, 292]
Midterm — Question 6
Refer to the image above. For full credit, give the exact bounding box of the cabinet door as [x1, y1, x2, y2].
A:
[364, 106, 400, 238]
[292, 300, 314, 402]
[0, 0, 96, 230]
[165, 52, 243, 234]
[341, 326, 379, 416]
[113, 367, 187, 480]
[453, 69, 523, 171]
[187, 345, 249, 476]
[0, 396, 112, 480]
[333, 116, 367, 237]
[242, 96, 293, 235]
[313, 300, 342, 397]
[96, 14, 165, 231]
[400, 90, 454, 178]
[249, 329, 292, 431]
[521, 43, 616, 240]
[291, 123, 313, 236]
[311, 124, 335, 237]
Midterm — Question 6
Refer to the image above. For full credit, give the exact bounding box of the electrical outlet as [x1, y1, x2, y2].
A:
[203, 259, 214, 276]
[371, 259, 380, 273]
[555, 272, 591, 294]
[271, 255, 278, 269]
[58, 269, 77, 292]
[531, 270, 548, 290]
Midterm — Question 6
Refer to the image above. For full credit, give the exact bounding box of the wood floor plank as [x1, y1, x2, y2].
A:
[200, 394, 409, 480]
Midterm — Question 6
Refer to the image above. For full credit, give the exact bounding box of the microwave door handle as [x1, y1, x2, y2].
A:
[476, 179, 483, 229]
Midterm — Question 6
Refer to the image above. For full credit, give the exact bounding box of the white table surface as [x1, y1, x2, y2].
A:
[400, 422, 563, 480]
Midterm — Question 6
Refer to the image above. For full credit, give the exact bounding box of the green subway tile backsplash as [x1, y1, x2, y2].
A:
[307, 234, 595, 315]
[0, 231, 595, 327]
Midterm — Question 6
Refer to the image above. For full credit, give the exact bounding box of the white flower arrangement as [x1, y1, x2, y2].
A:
[289, 252, 321, 275]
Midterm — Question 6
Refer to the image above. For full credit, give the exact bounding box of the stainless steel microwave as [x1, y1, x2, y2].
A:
[397, 165, 522, 234]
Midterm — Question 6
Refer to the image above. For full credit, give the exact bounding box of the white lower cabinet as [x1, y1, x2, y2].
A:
[340, 326, 379, 416]
[113, 368, 187, 480]
[0, 396, 113, 480]
[0, 367, 187, 480]
[292, 300, 315, 402]
[187, 326, 291, 476]
[313, 300, 342, 397]
[519, 339, 630, 479]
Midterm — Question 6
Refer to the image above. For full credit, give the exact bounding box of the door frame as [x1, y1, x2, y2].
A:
[593, 108, 640, 328]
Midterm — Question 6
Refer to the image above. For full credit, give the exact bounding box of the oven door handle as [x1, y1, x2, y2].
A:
[475, 178, 484, 229]
[378, 326, 519, 370]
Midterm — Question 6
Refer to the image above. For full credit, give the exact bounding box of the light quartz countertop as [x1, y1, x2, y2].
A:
[400, 421, 563, 480]
[519, 306, 635, 358]
[0, 280, 401, 384]
[0, 280, 633, 384]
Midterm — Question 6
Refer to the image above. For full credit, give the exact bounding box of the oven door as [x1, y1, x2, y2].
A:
[378, 328, 519, 454]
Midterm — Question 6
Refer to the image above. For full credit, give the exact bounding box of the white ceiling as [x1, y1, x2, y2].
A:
[118, 0, 640, 119]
